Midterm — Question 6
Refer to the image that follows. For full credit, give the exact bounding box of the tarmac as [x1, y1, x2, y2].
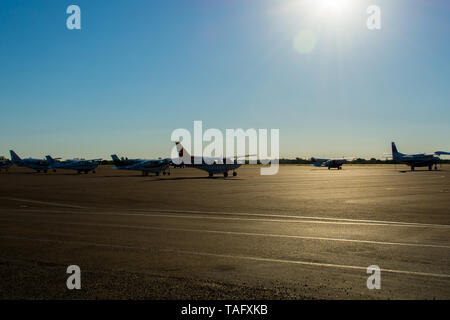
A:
[0, 164, 449, 299]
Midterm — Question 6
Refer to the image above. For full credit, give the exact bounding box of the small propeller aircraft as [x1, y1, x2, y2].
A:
[174, 142, 253, 177]
[46, 155, 102, 174]
[311, 157, 353, 170]
[10, 150, 50, 173]
[111, 155, 171, 176]
[391, 142, 450, 171]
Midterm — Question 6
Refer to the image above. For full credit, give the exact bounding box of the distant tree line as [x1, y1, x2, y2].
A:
[276, 158, 450, 165]
[98, 158, 449, 165]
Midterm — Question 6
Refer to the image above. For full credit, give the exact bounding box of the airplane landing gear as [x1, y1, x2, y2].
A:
[233, 171, 237, 176]
[411, 166, 415, 171]
[223, 171, 229, 178]
[209, 172, 213, 178]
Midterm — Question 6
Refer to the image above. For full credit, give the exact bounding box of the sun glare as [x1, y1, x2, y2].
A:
[272, 0, 359, 54]
[277, 0, 356, 24]
[318, 0, 352, 14]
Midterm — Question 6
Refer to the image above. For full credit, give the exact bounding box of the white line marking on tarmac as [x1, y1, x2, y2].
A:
[0, 197, 87, 209]
[2, 208, 450, 229]
[128, 208, 450, 229]
[1, 235, 449, 279]
[2, 218, 448, 249]
[2, 198, 449, 228]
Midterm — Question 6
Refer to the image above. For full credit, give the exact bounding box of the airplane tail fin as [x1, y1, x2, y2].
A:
[391, 142, 403, 159]
[10, 150, 21, 162]
[175, 142, 191, 159]
[111, 154, 122, 166]
[46, 155, 56, 164]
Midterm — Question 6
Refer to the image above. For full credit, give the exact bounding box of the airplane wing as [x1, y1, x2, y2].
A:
[234, 154, 257, 159]
[311, 162, 326, 167]
[310, 158, 328, 166]
[435, 151, 450, 156]
[228, 154, 257, 162]
[127, 159, 169, 169]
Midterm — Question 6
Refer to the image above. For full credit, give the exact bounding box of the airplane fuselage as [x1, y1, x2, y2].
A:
[394, 154, 439, 169]
[111, 156, 171, 176]
[14, 159, 50, 172]
[50, 161, 99, 172]
[311, 158, 347, 170]
[391, 142, 441, 171]
[183, 156, 241, 176]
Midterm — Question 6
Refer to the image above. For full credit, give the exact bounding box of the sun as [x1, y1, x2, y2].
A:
[318, 0, 352, 15]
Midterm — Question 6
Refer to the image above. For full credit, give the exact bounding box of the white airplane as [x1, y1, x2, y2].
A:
[10, 150, 50, 173]
[46, 155, 101, 174]
[174, 142, 251, 177]
[111, 155, 171, 176]
[391, 142, 450, 171]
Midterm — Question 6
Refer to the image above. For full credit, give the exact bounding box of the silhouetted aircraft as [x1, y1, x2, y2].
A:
[311, 157, 351, 170]
[391, 142, 450, 171]
[10, 150, 50, 173]
[46, 155, 101, 174]
[174, 142, 251, 177]
[111, 154, 171, 176]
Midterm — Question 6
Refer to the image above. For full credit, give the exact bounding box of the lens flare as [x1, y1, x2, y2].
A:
[293, 29, 317, 54]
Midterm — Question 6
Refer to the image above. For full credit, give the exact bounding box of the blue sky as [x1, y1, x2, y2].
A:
[0, 0, 449, 159]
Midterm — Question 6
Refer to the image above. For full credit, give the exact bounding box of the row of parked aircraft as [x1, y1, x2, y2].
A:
[1, 142, 449, 176]
[310, 142, 450, 171]
[0, 142, 244, 177]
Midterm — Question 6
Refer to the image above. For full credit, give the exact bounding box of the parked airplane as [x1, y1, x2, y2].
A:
[46, 156, 101, 174]
[0, 158, 12, 172]
[311, 157, 349, 170]
[10, 150, 50, 173]
[391, 142, 450, 171]
[111, 155, 171, 176]
[174, 142, 248, 177]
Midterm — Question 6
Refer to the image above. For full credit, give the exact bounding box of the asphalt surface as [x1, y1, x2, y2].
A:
[0, 164, 449, 299]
